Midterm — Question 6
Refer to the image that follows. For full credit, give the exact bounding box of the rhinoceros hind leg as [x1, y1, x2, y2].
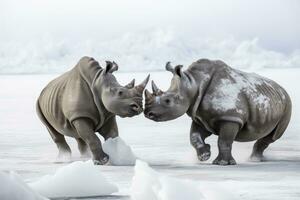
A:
[250, 112, 291, 162]
[36, 101, 71, 158]
[46, 126, 71, 159]
[212, 121, 239, 165]
[76, 138, 90, 158]
[250, 133, 275, 162]
[190, 121, 212, 162]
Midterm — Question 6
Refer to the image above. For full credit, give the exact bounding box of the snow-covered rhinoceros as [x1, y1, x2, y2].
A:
[144, 59, 292, 165]
[37, 56, 149, 165]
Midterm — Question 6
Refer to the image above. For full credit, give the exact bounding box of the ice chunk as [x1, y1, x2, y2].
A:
[0, 171, 47, 200]
[103, 137, 136, 166]
[131, 160, 235, 200]
[29, 160, 118, 198]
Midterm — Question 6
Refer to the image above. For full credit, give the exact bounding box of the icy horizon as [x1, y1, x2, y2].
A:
[1, 0, 299, 74]
[0, 31, 300, 74]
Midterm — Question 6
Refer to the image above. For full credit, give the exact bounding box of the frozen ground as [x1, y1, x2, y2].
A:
[0, 68, 300, 199]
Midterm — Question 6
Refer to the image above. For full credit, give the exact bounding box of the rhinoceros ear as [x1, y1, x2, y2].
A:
[174, 65, 184, 77]
[165, 61, 175, 74]
[166, 62, 184, 78]
[105, 61, 118, 74]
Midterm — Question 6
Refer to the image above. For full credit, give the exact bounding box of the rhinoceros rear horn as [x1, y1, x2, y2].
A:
[105, 61, 118, 74]
[125, 79, 135, 89]
[135, 74, 150, 93]
[144, 89, 153, 100]
[151, 80, 163, 96]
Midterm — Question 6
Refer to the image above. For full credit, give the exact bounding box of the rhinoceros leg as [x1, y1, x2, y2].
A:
[46, 126, 72, 159]
[251, 105, 291, 162]
[190, 121, 212, 161]
[75, 138, 90, 157]
[36, 101, 71, 158]
[250, 133, 275, 162]
[72, 118, 109, 165]
[213, 122, 240, 165]
[98, 116, 119, 140]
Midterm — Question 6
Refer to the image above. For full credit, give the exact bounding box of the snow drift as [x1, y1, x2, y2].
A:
[103, 137, 136, 166]
[0, 171, 47, 200]
[29, 160, 118, 198]
[131, 160, 235, 200]
[0, 30, 299, 74]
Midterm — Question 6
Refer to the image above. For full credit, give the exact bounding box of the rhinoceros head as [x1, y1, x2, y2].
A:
[94, 61, 150, 118]
[144, 62, 191, 121]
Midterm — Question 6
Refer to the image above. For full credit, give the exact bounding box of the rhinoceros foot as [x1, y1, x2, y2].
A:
[249, 153, 264, 162]
[212, 155, 236, 165]
[93, 154, 109, 165]
[55, 150, 72, 163]
[196, 144, 211, 161]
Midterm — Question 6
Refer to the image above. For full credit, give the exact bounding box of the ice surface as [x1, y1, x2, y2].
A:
[0, 70, 299, 199]
[103, 137, 136, 166]
[131, 160, 235, 200]
[29, 160, 118, 198]
[0, 171, 47, 200]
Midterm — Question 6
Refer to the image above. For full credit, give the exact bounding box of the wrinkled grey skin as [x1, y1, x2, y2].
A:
[37, 56, 149, 165]
[144, 59, 292, 165]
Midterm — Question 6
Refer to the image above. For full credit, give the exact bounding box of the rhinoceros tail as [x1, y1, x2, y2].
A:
[272, 91, 292, 140]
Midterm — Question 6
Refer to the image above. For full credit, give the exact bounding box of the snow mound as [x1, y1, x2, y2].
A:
[1, 30, 300, 74]
[131, 160, 235, 200]
[29, 160, 118, 198]
[103, 137, 136, 166]
[0, 171, 47, 200]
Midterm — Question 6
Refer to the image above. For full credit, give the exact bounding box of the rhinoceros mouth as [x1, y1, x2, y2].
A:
[144, 111, 161, 121]
[118, 109, 143, 118]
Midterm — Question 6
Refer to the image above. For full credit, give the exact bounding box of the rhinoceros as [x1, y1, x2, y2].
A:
[37, 56, 149, 165]
[144, 59, 292, 165]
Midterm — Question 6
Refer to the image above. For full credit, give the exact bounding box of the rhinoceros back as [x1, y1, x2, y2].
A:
[37, 66, 101, 135]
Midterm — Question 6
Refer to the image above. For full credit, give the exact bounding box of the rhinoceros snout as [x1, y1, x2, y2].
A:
[130, 103, 139, 111]
[129, 103, 143, 114]
[145, 111, 156, 120]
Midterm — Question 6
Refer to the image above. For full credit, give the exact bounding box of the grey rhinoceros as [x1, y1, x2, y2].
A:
[37, 56, 149, 165]
[144, 59, 292, 165]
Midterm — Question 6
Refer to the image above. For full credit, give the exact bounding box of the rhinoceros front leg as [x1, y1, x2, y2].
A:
[75, 138, 90, 158]
[72, 118, 109, 165]
[213, 122, 239, 165]
[190, 121, 212, 161]
[99, 116, 119, 140]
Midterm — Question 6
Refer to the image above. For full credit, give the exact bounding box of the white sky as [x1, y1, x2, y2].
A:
[1, 0, 299, 53]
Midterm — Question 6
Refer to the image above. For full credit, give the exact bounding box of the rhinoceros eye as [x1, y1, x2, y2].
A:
[165, 98, 171, 105]
[118, 91, 123, 96]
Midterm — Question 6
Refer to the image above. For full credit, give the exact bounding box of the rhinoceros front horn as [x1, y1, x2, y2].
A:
[125, 79, 135, 89]
[151, 81, 163, 95]
[135, 74, 150, 93]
